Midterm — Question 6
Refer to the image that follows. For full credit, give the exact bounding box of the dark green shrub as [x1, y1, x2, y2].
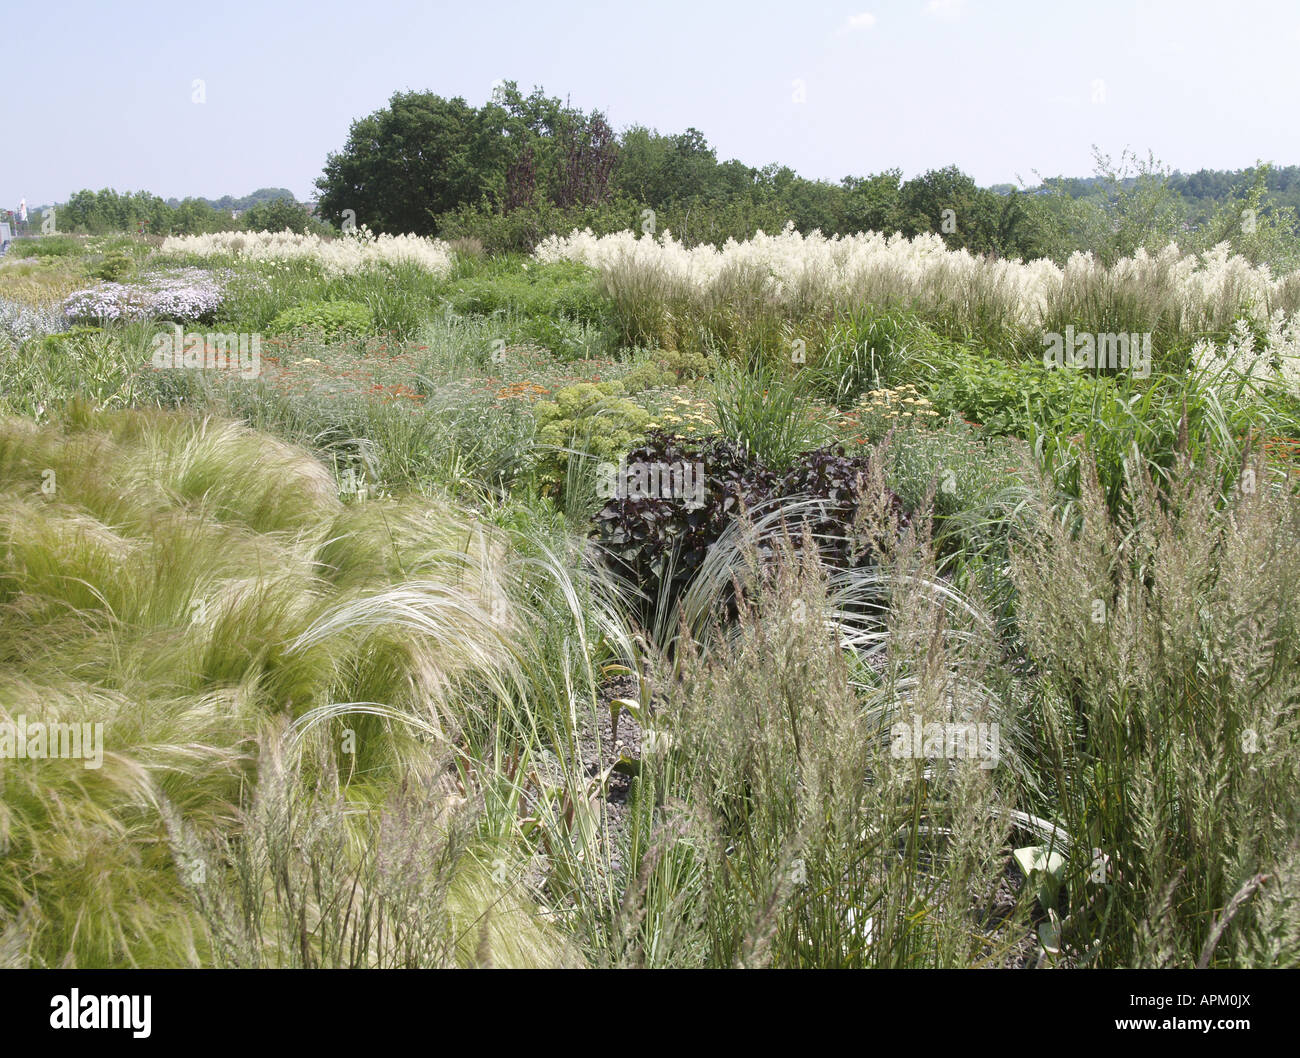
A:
[89, 251, 135, 282]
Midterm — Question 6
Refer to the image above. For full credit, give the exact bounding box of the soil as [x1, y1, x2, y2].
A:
[577, 674, 644, 877]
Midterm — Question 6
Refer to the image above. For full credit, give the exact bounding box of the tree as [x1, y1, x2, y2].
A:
[840, 171, 902, 235]
[553, 111, 620, 209]
[490, 81, 573, 206]
[896, 166, 1015, 253]
[315, 91, 512, 235]
[1088, 147, 1183, 264]
[56, 188, 188, 234]
[242, 198, 312, 234]
[614, 126, 720, 209]
[169, 198, 233, 235]
[1195, 163, 1300, 271]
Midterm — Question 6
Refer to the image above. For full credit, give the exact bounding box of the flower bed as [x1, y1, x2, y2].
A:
[61, 268, 226, 323]
[0, 298, 68, 345]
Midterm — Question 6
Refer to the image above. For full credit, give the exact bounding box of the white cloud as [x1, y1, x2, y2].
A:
[846, 12, 877, 30]
[924, 0, 966, 20]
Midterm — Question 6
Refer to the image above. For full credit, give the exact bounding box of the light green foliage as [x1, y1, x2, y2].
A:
[268, 299, 373, 340]
[533, 382, 650, 490]
[0, 405, 591, 967]
[924, 349, 1115, 436]
[618, 360, 673, 394]
[88, 250, 136, 282]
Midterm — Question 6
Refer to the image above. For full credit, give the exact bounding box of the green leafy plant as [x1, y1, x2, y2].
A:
[89, 250, 136, 282]
[925, 349, 1115, 436]
[267, 299, 373, 340]
[1013, 846, 1067, 911]
[533, 382, 651, 493]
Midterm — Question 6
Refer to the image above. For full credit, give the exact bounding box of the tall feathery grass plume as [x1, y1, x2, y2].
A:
[0, 406, 576, 966]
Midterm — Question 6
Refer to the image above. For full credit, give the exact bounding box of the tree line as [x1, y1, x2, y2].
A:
[39, 188, 325, 237]
[313, 84, 1299, 267]
[37, 82, 1300, 269]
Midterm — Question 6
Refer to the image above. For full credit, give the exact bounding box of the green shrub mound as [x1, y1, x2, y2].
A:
[533, 382, 651, 492]
[267, 299, 373, 340]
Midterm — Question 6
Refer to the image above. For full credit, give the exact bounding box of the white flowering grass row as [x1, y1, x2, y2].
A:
[1192, 311, 1300, 399]
[536, 224, 1300, 338]
[162, 229, 454, 278]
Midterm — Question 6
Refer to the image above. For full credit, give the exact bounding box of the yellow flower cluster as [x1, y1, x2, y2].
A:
[644, 392, 716, 433]
[856, 384, 939, 422]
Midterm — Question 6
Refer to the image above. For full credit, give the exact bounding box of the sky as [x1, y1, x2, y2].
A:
[4, 0, 1299, 210]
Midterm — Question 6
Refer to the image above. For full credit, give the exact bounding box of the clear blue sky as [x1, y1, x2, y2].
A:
[4, 0, 1298, 209]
